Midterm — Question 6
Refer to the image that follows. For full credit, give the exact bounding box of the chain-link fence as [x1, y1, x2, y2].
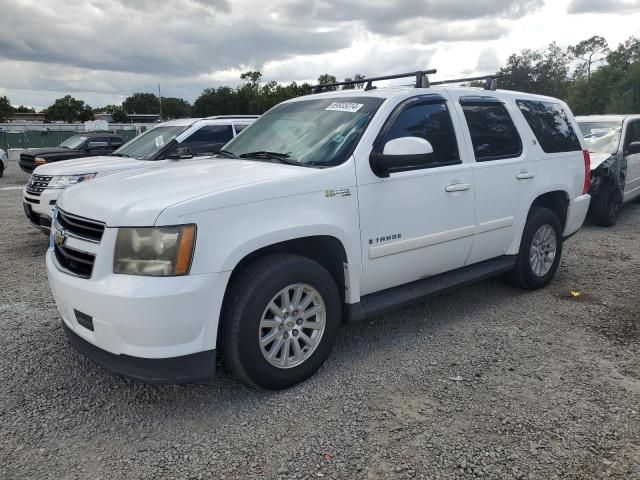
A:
[0, 123, 150, 152]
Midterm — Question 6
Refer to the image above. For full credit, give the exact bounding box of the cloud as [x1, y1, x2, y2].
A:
[476, 48, 502, 72]
[567, 0, 640, 14]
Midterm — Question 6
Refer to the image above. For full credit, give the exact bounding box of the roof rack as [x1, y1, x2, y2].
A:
[312, 69, 437, 93]
[430, 74, 500, 91]
[312, 71, 501, 93]
[205, 115, 261, 120]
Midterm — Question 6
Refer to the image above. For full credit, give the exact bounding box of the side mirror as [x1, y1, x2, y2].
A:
[166, 147, 193, 160]
[86, 141, 109, 150]
[627, 141, 640, 155]
[370, 137, 434, 177]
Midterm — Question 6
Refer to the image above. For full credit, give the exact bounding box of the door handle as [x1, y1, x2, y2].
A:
[445, 183, 471, 192]
[516, 171, 535, 180]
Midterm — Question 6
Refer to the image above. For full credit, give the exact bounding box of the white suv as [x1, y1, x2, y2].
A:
[577, 115, 640, 226]
[46, 71, 591, 389]
[23, 116, 257, 232]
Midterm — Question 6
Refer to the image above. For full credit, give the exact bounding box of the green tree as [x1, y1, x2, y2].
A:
[317, 73, 338, 91]
[161, 97, 192, 119]
[122, 92, 160, 114]
[44, 95, 93, 122]
[0, 96, 13, 122]
[14, 105, 35, 113]
[569, 35, 609, 82]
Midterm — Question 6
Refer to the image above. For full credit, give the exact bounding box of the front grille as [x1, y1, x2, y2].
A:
[57, 209, 105, 243]
[26, 174, 53, 196]
[54, 243, 95, 278]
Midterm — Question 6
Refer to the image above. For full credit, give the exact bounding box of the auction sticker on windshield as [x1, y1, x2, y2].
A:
[325, 102, 364, 113]
[155, 135, 164, 147]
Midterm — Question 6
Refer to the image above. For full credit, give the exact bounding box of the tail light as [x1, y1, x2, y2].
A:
[582, 149, 591, 194]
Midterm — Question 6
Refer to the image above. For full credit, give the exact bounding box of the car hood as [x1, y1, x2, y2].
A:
[22, 147, 70, 157]
[57, 158, 323, 227]
[34, 156, 146, 176]
[589, 152, 614, 170]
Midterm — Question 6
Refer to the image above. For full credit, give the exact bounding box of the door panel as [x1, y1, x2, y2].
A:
[356, 96, 475, 296]
[623, 120, 640, 201]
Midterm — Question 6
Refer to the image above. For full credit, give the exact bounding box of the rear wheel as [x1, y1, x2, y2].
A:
[591, 186, 622, 227]
[221, 254, 341, 390]
[0, 162, 4, 178]
[506, 207, 563, 290]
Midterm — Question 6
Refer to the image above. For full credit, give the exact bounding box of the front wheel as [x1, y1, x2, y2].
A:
[591, 186, 622, 227]
[506, 207, 563, 290]
[221, 254, 341, 390]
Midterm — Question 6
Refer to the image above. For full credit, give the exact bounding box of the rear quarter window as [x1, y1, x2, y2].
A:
[516, 100, 581, 153]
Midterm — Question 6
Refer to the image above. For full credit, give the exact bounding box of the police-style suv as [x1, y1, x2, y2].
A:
[46, 71, 591, 389]
[23, 116, 257, 232]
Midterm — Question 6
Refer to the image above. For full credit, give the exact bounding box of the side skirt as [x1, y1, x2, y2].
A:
[343, 255, 517, 323]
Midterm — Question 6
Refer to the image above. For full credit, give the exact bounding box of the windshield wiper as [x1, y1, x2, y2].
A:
[111, 153, 130, 158]
[218, 149, 238, 158]
[238, 151, 301, 166]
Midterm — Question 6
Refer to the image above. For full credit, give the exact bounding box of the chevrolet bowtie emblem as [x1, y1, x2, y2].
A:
[54, 230, 66, 247]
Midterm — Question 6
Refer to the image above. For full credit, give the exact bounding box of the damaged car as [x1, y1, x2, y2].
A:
[577, 115, 640, 226]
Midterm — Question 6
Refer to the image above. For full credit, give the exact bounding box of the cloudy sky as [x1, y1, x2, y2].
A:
[0, 0, 639, 110]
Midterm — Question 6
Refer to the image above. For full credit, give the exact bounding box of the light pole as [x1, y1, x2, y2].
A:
[158, 84, 162, 121]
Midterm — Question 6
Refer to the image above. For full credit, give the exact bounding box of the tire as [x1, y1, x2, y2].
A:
[590, 185, 622, 227]
[221, 254, 341, 390]
[506, 207, 563, 290]
[0, 163, 4, 178]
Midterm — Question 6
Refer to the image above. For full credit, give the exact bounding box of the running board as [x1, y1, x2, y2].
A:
[344, 256, 516, 323]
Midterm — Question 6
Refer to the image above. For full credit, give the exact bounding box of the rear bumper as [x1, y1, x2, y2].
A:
[564, 193, 591, 238]
[63, 322, 216, 383]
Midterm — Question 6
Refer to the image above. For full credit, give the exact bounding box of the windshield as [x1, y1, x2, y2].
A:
[222, 97, 384, 166]
[113, 125, 189, 159]
[59, 135, 88, 149]
[578, 121, 622, 154]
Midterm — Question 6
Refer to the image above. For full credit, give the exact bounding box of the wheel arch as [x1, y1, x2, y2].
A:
[507, 189, 570, 255]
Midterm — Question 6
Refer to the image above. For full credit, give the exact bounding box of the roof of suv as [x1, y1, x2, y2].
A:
[158, 116, 259, 128]
[576, 115, 639, 123]
[284, 85, 565, 105]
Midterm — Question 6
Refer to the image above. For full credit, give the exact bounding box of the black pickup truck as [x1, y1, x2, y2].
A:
[19, 132, 124, 173]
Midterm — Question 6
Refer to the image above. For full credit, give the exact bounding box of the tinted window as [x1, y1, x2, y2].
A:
[381, 100, 460, 167]
[181, 125, 234, 155]
[234, 124, 249, 133]
[87, 137, 111, 147]
[110, 137, 124, 148]
[461, 100, 522, 161]
[624, 120, 640, 150]
[516, 100, 581, 153]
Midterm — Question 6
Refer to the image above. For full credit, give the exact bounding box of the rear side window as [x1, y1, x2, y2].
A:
[516, 100, 581, 153]
[234, 124, 249, 134]
[460, 98, 522, 161]
[381, 99, 460, 167]
[182, 125, 234, 155]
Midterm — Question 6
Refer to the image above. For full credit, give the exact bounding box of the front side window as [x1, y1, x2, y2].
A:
[516, 100, 581, 153]
[59, 135, 88, 149]
[578, 121, 622, 154]
[624, 120, 640, 152]
[380, 99, 460, 167]
[113, 125, 188, 159]
[178, 125, 234, 155]
[460, 99, 522, 161]
[222, 97, 384, 167]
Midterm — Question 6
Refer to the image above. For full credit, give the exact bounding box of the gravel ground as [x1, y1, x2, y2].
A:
[0, 160, 639, 480]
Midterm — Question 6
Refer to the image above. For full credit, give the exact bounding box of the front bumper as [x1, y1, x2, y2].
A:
[46, 245, 231, 383]
[23, 187, 60, 232]
[563, 193, 591, 238]
[63, 322, 215, 383]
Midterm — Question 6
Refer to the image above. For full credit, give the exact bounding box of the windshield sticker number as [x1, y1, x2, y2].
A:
[325, 102, 364, 113]
[155, 135, 164, 147]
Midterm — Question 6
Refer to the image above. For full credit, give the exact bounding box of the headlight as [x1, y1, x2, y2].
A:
[35, 157, 47, 164]
[114, 224, 196, 277]
[49, 173, 97, 189]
